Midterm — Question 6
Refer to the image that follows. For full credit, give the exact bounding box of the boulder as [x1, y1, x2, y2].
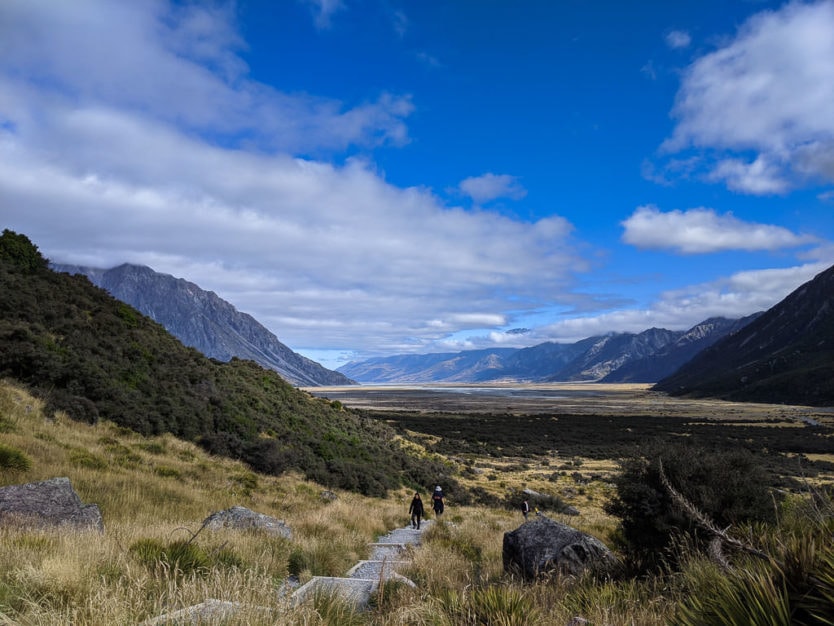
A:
[0, 477, 103, 531]
[502, 516, 614, 580]
[202, 506, 291, 539]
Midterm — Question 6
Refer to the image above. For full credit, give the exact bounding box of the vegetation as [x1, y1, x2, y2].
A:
[1, 379, 833, 624]
[0, 230, 449, 496]
[604, 442, 780, 572]
[372, 409, 833, 481]
[1, 228, 832, 622]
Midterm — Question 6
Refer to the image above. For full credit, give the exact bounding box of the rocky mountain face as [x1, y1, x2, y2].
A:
[601, 316, 760, 383]
[338, 317, 752, 384]
[654, 264, 834, 406]
[53, 264, 354, 387]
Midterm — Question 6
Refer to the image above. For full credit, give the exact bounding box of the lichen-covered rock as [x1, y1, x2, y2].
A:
[0, 477, 103, 531]
[202, 505, 291, 538]
[502, 516, 614, 580]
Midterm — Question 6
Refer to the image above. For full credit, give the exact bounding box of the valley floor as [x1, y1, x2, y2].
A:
[308, 382, 834, 424]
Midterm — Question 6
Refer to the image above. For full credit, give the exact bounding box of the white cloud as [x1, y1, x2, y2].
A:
[531, 262, 830, 344]
[459, 173, 527, 204]
[301, 0, 345, 29]
[707, 156, 790, 194]
[662, 0, 834, 193]
[0, 0, 584, 357]
[665, 30, 691, 49]
[622, 205, 815, 254]
[0, 0, 412, 154]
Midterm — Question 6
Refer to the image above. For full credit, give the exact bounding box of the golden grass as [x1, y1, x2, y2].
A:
[0, 380, 408, 624]
[7, 378, 826, 625]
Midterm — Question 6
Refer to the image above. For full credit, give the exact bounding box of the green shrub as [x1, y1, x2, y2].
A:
[69, 449, 107, 470]
[0, 443, 31, 472]
[129, 538, 242, 577]
[153, 466, 180, 478]
[605, 442, 779, 572]
[469, 585, 539, 626]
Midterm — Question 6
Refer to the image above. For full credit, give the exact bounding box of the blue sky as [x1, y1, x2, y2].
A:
[1, 0, 833, 370]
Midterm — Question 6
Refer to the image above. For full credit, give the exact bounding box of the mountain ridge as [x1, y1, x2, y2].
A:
[654, 263, 834, 405]
[53, 263, 353, 387]
[338, 318, 753, 384]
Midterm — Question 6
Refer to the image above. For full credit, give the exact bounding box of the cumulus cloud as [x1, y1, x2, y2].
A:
[622, 205, 815, 254]
[459, 173, 527, 204]
[665, 30, 691, 49]
[661, 0, 834, 193]
[0, 0, 583, 356]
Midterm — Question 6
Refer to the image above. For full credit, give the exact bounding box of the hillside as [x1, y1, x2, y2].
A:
[53, 263, 353, 387]
[601, 316, 759, 383]
[339, 319, 750, 384]
[0, 230, 440, 495]
[655, 263, 834, 406]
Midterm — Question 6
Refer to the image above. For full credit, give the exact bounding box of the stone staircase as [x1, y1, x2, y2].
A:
[141, 521, 431, 623]
[290, 520, 432, 609]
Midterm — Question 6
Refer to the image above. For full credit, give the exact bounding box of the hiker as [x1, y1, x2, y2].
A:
[409, 492, 424, 529]
[521, 499, 530, 519]
[432, 485, 444, 517]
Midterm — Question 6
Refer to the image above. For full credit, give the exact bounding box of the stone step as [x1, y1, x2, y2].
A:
[291, 576, 378, 610]
[291, 522, 430, 610]
[346, 559, 408, 579]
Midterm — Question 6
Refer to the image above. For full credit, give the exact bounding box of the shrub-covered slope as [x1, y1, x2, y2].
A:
[0, 230, 440, 495]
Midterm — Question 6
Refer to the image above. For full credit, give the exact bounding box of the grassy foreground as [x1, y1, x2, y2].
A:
[1, 379, 832, 625]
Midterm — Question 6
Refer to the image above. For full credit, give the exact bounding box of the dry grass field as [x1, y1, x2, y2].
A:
[2, 379, 832, 624]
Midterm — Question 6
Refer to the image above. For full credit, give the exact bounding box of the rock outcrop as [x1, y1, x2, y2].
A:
[0, 477, 103, 531]
[502, 516, 614, 580]
[201, 506, 291, 539]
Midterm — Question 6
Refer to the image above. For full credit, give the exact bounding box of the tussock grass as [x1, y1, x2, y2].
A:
[2, 379, 832, 625]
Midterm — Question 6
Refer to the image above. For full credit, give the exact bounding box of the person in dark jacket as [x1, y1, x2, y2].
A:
[432, 485, 444, 517]
[409, 492, 424, 529]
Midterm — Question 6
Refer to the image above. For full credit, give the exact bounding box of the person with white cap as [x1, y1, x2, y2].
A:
[431, 485, 444, 517]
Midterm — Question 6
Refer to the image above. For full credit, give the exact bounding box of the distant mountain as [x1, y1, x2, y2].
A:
[654, 264, 834, 406]
[338, 317, 752, 384]
[601, 316, 760, 383]
[53, 263, 354, 387]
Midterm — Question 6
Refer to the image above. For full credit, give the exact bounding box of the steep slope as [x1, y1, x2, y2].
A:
[601, 316, 758, 383]
[53, 263, 353, 387]
[0, 230, 439, 495]
[655, 264, 834, 406]
[546, 328, 681, 382]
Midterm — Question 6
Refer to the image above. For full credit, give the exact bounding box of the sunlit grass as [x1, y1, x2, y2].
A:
[2, 378, 831, 625]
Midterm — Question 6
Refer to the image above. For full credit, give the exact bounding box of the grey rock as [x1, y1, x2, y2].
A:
[562, 506, 580, 516]
[503, 516, 615, 580]
[320, 490, 338, 501]
[0, 477, 103, 531]
[202, 506, 291, 539]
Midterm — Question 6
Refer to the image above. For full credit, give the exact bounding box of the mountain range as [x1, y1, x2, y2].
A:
[53, 263, 353, 387]
[52, 256, 834, 406]
[338, 316, 758, 384]
[655, 263, 834, 406]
